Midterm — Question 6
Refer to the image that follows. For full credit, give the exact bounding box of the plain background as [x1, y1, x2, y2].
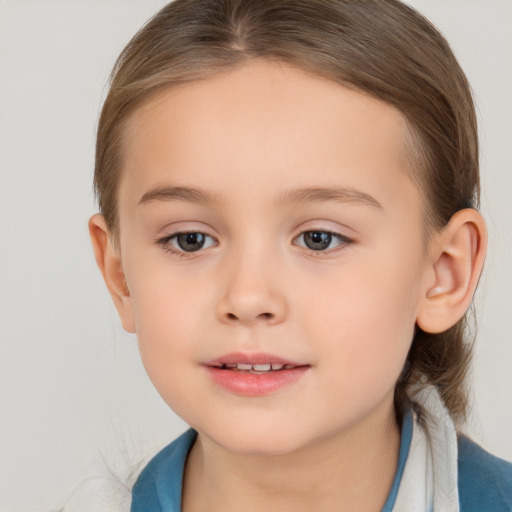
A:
[1, 1, 511, 510]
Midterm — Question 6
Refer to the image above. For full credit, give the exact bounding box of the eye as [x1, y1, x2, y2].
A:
[294, 230, 353, 252]
[159, 231, 216, 254]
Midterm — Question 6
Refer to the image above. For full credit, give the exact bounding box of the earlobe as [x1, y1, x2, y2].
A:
[417, 209, 487, 334]
[88, 214, 136, 333]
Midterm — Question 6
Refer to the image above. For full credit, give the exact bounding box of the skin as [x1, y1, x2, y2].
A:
[90, 58, 487, 511]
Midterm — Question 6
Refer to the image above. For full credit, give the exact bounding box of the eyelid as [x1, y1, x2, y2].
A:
[156, 229, 218, 257]
[155, 224, 355, 258]
[292, 227, 355, 255]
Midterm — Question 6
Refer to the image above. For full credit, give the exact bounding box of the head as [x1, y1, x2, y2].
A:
[90, 0, 486, 449]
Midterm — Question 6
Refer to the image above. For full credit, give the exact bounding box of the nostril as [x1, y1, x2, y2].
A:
[225, 311, 273, 322]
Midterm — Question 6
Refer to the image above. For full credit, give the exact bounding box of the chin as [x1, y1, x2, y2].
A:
[197, 419, 314, 457]
[218, 435, 304, 456]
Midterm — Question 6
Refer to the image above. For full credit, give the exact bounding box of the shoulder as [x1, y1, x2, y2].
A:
[131, 429, 197, 512]
[457, 434, 512, 511]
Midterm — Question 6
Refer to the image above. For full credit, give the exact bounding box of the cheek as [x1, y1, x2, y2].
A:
[129, 285, 212, 420]
[299, 248, 423, 384]
[125, 258, 214, 379]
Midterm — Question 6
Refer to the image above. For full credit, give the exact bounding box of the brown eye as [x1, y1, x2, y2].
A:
[176, 232, 207, 252]
[294, 230, 353, 252]
[303, 231, 332, 251]
[159, 231, 217, 255]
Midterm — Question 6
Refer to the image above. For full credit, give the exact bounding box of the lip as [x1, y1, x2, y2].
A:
[203, 352, 310, 396]
[207, 351, 306, 366]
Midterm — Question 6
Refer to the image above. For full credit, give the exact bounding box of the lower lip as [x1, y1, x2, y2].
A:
[204, 366, 309, 396]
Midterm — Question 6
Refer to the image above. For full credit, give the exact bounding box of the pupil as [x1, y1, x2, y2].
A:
[177, 233, 205, 252]
[305, 231, 331, 250]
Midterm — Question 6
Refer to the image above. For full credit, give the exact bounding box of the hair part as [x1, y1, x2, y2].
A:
[94, 0, 480, 425]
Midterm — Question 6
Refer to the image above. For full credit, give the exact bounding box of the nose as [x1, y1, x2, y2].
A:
[216, 250, 287, 326]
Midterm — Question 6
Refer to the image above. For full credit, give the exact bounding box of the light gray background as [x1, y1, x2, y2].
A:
[1, 1, 511, 510]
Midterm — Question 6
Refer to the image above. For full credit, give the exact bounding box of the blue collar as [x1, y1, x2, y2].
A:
[381, 409, 413, 511]
[131, 412, 414, 511]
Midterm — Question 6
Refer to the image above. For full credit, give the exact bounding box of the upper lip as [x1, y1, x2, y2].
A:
[205, 352, 308, 367]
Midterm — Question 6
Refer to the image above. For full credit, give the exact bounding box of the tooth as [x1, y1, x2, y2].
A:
[283, 364, 295, 370]
[225, 363, 237, 368]
[236, 363, 253, 370]
[271, 363, 284, 370]
[253, 364, 271, 371]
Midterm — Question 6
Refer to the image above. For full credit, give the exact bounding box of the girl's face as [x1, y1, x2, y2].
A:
[115, 59, 433, 455]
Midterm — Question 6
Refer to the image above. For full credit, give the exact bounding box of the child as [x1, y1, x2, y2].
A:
[88, 0, 512, 510]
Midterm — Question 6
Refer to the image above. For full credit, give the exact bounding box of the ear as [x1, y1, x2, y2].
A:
[416, 209, 487, 333]
[88, 214, 135, 333]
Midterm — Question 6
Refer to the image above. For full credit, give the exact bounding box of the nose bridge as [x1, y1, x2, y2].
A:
[217, 236, 287, 325]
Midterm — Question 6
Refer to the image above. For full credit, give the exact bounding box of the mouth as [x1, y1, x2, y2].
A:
[208, 362, 305, 374]
[203, 353, 310, 396]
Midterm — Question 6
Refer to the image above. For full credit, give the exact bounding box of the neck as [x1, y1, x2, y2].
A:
[183, 395, 401, 512]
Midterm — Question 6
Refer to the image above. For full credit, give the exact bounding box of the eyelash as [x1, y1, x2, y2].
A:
[156, 229, 354, 258]
[294, 230, 354, 257]
[157, 231, 215, 258]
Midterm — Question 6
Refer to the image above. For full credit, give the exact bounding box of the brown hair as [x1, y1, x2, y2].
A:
[94, 0, 479, 425]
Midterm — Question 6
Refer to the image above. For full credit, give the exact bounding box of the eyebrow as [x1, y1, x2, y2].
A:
[138, 184, 382, 209]
[280, 186, 382, 209]
[139, 185, 219, 205]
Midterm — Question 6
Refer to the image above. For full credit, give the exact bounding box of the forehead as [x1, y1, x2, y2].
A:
[119, 59, 418, 214]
